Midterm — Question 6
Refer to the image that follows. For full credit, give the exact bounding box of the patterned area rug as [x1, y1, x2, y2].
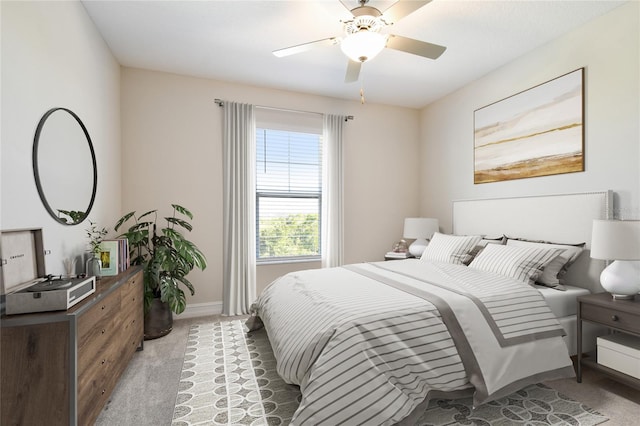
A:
[172, 320, 608, 426]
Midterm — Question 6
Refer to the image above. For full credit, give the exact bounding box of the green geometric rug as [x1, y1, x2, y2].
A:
[171, 320, 608, 426]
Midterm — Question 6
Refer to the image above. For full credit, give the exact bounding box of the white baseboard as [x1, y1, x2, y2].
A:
[175, 301, 223, 319]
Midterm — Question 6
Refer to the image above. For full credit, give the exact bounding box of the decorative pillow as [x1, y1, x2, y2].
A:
[506, 238, 585, 289]
[468, 243, 563, 285]
[464, 235, 507, 265]
[420, 232, 482, 265]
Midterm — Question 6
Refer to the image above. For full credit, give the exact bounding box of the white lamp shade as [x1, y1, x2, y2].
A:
[403, 218, 439, 240]
[591, 220, 640, 299]
[591, 220, 640, 260]
[340, 30, 386, 62]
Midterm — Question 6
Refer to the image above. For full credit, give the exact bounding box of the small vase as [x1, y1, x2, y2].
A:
[85, 255, 102, 279]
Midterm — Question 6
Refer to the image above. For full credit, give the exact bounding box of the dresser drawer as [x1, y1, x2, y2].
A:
[77, 290, 120, 344]
[77, 292, 120, 375]
[120, 271, 143, 301]
[77, 327, 129, 426]
[119, 295, 143, 352]
[581, 303, 640, 334]
[120, 274, 142, 311]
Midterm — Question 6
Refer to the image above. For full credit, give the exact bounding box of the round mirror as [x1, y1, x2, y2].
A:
[32, 108, 97, 225]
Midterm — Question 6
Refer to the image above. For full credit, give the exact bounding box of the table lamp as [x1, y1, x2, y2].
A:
[403, 218, 439, 258]
[590, 219, 640, 299]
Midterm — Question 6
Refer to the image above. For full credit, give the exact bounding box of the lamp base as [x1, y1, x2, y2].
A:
[600, 260, 640, 299]
[409, 238, 428, 258]
[611, 293, 636, 300]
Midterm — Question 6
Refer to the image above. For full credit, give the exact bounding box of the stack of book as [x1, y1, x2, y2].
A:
[384, 251, 413, 259]
[98, 238, 130, 276]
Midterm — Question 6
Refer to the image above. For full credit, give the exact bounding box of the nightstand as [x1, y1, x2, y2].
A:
[577, 292, 640, 389]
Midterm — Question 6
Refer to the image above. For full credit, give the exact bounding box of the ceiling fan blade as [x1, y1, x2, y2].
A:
[273, 37, 340, 58]
[386, 34, 446, 60]
[345, 60, 361, 83]
[382, 0, 432, 24]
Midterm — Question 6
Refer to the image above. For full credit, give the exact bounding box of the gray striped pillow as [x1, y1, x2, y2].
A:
[468, 243, 563, 285]
[420, 232, 482, 265]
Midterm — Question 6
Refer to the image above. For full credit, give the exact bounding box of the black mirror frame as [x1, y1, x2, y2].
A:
[32, 107, 98, 225]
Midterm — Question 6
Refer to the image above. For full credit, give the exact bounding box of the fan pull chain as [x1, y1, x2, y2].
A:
[360, 62, 366, 104]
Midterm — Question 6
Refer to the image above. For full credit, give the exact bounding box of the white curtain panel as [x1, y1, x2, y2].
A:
[222, 102, 256, 315]
[321, 114, 345, 268]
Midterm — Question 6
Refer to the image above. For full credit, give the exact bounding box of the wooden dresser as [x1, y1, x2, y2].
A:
[1, 266, 143, 426]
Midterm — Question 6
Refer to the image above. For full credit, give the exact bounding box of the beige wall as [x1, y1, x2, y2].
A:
[120, 68, 421, 306]
[419, 2, 640, 231]
[4, 0, 637, 314]
[1, 1, 121, 282]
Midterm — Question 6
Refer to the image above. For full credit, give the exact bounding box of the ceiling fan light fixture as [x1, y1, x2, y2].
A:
[340, 30, 386, 62]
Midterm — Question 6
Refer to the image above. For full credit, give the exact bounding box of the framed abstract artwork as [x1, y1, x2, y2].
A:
[474, 68, 584, 184]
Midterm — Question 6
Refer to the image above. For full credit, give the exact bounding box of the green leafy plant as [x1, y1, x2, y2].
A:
[86, 220, 108, 255]
[114, 204, 207, 314]
[59, 209, 87, 224]
[259, 213, 319, 258]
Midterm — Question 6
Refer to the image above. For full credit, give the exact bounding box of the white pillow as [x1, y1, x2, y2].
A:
[420, 232, 482, 265]
[465, 236, 506, 265]
[468, 243, 563, 285]
[506, 239, 584, 288]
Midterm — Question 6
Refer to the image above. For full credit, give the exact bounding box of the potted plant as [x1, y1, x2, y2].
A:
[85, 220, 108, 279]
[114, 204, 207, 339]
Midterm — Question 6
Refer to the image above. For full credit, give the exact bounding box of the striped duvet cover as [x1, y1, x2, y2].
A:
[248, 259, 575, 425]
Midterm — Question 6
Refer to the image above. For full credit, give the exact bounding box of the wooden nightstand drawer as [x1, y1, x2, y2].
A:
[581, 303, 640, 335]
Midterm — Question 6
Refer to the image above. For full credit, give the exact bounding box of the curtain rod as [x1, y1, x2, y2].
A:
[214, 98, 354, 121]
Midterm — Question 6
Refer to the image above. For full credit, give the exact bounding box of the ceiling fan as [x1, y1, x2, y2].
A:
[273, 0, 447, 83]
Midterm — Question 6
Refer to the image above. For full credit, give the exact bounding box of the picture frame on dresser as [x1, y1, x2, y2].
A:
[98, 239, 119, 276]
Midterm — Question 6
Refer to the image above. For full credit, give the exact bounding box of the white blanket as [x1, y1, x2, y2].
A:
[249, 259, 575, 425]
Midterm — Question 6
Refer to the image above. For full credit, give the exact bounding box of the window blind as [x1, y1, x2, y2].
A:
[255, 113, 323, 261]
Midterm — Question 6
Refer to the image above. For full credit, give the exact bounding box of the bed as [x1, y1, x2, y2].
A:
[453, 190, 612, 357]
[248, 191, 613, 425]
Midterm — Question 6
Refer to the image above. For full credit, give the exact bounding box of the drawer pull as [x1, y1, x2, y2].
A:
[611, 315, 619, 321]
[101, 359, 106, 365]
[101, 329, 106, 334]
[101, 389, 106, 395]
[101, 305, 106, 310]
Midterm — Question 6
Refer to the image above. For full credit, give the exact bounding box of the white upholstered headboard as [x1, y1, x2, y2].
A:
[453, 191, 614, 293]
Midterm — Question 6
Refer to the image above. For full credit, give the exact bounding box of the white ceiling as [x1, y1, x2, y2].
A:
[81, 0, 625, 109]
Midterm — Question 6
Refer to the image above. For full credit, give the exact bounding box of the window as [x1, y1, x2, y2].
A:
[256, 125, 322, 263]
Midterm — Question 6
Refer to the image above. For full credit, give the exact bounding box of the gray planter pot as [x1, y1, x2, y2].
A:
[144, 297, 173, 340]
